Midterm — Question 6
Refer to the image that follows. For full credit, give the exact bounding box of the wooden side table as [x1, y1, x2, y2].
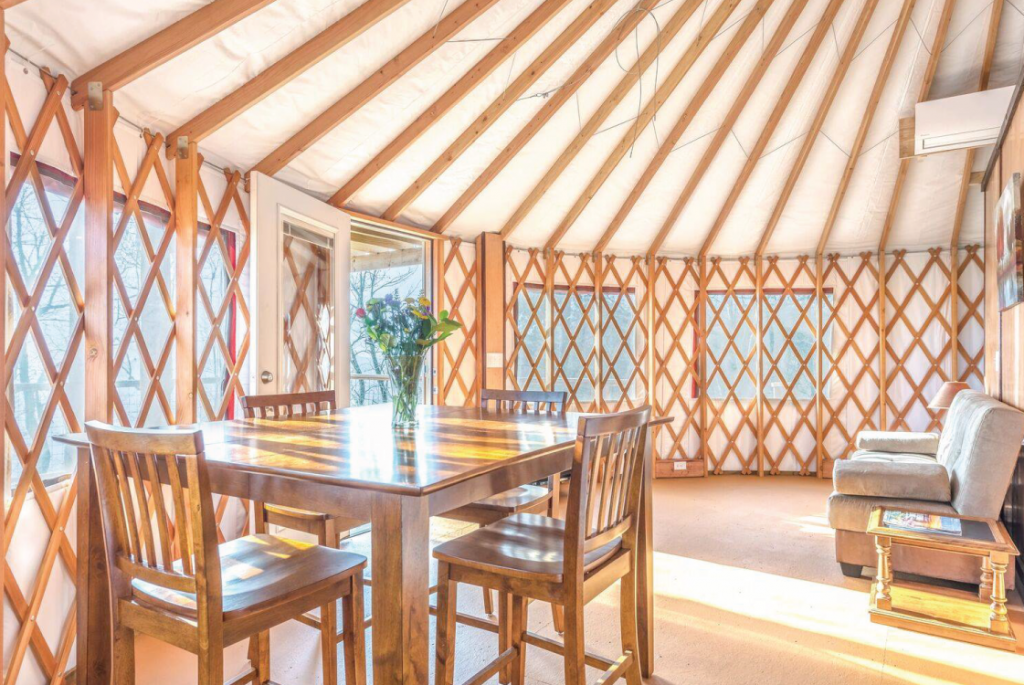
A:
[867, 506, 1020, 651]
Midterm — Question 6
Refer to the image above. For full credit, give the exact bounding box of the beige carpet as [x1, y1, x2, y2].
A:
[263, 476, 1024, 684]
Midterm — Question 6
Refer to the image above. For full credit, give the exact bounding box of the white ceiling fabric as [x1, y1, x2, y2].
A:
[9, 0, 1024, 256]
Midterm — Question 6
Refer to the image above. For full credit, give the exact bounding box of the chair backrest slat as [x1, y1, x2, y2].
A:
[86, 422, 214, 596]
[480, 388, 567, 415]
[564, 407, 651, 573]
[240, 390, 337, 419]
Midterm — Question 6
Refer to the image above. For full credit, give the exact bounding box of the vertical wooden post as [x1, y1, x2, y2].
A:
[949, 246, 960, 384]
[175, 137, 198, 424]
[646, 256, 657, 458]
[0, 9, 7, 674]
[697, 257, 708, 476]
[595, 252, 605, 412]
[754, 256, 764, 477]
[543, 247, 554, 392]
[81, 81, 115, 685]
[878, 251, 888, 430]
[475, 232, 505, 390]
[815, 253, 825, 477]
[434, 238, 446, 405]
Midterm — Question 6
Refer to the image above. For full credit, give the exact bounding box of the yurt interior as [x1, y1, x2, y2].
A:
[4, 0, 1024, 684]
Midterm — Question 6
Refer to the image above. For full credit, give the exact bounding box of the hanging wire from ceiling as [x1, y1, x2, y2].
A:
[611, 3, 662, 156]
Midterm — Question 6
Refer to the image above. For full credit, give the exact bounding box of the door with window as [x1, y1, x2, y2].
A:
[250, 172, 350, 406]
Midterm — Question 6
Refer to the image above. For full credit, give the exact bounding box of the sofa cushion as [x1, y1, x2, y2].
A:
[849, 450, 938, 464]
[833, 460, 950, 501]
[940, 391, 1024, 518]
[855, 430, 939, 455]
[827, 493, 956, 532]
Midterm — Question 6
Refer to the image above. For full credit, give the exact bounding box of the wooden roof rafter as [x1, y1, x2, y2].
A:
[557, 0, 782, 253]
[715, 0, 877, 259]
[69, 0, 278, 110]
[878, 0, 962, 252]
[327, 0, 577, 209]
[250, 0, 504, 181]
[809, 0, 917, 256]
[430, 0, 669, 235]
[652, 0, 846, 259]
[498, 0, 742, 242]
[0, 0, 32, 8]
[949, 0, 1003, 251]
[382, 0, 624, 222]
[165, 0, 413, 153]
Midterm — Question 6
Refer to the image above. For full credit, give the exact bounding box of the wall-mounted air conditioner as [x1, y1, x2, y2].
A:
[913, 86, 1015, 156]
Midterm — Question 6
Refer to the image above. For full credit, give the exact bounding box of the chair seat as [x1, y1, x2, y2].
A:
[132, 534, 366, 620]
[433, 513, 621, 583]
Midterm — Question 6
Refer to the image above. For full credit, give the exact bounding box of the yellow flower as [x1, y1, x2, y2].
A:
[418, 297, 431, 308]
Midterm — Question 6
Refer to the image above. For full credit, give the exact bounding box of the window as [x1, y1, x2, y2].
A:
[703, 289, 833, 402]
[7, 159, 85, 490]
[513, 284, 641, 403]
[349, 223, 428, 406]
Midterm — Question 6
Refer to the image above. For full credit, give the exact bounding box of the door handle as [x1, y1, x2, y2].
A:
[261, 371, 274, 384]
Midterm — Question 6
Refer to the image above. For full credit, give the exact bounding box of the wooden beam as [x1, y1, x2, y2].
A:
[250, 0, 501, 180]
[328, 0, 575, 208]
[553, 0, 774, 252]
[0, 10, 6, 677]
[814, 0, 916, 256]
[682, 0, 844, 258]
[744, 0, 878, 258]
[599, 0, 806, 255]
[898, 116, 916, 158]
[496, 0, 720, 241]
[950, 0, 1002, 387]
[166, 0, 411, 150]
[383, 0, 621, 221]
[83, 84, 115, 423]
[878, 250, 888, 429]
[878, 0, 958, 251]
[0, 1, 31, 8]
[175, 138, 199, 424]
[431, 0, 668, 234]
[476, 232, 505, 390]
[70, 0, 276, 110]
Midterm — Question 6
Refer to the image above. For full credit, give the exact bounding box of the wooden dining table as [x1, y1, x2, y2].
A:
[60, 404, 665, 684]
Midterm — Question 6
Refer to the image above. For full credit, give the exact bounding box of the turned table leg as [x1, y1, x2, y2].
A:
[874, 535, 893, 611]
[988, 552, 1010, 635]
[980, 556, 994, 601]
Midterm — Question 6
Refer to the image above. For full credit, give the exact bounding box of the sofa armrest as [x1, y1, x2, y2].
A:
[833, 460, 951, 502]
[855, 430, 939, 455]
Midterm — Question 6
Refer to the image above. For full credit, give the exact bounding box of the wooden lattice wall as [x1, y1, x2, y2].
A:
[437, 246, 986, 478]
[1, 65, 252, 685]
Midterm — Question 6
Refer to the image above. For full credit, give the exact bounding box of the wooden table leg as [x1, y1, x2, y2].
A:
[874, 535, 893, 611]
[980, 556, 994, 601]
[370, 492, 431, 684]
[637, 442, 655, 677]
[989, 552, 1011, 635]
[77, 445, 113, 685]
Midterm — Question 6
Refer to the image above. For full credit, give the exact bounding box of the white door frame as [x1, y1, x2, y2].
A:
[250, 172, 350, 407]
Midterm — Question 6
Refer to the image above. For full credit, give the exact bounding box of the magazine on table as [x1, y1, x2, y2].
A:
[882, 510, 962, 537]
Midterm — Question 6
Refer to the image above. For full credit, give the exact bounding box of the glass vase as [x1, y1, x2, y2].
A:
[386, 353, 425, 427]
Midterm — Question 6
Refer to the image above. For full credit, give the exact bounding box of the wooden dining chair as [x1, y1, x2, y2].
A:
[240, 391, 369, 648]
[443, 388, 567, 627]
[84, 421, 367, 685]
[433, 406, 652, 685]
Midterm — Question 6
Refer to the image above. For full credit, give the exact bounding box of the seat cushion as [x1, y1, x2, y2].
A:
[833, 459, 951, 502]
[855, 430, 940, 455]
[433, 513, 621, 582]
[827, 493, 956, 533]
[848, 450, 938, 464]
[132, 534, 366, 620]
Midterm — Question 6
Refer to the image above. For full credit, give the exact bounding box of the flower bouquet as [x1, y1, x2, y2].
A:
[355, 293, 462, 426]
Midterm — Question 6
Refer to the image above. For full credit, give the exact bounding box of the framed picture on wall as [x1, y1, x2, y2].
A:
[997, 172, 1024, 311]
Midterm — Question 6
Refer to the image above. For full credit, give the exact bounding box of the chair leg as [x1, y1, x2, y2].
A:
[562, 599, 586, 685]
[510, 596, 528, 685]
[619, 565, 643, 685]
[550, 603, 564, 634]
[112, 624, 135, 685]
[498, 592, 513, 685]
[435, 562, 458, 685]
[320, 598, 339, 685]
[483, 586, 494, 616]
[249, 631, 271, 684]
[197, 643, 224, 685]
[342, 573, 367, 685]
